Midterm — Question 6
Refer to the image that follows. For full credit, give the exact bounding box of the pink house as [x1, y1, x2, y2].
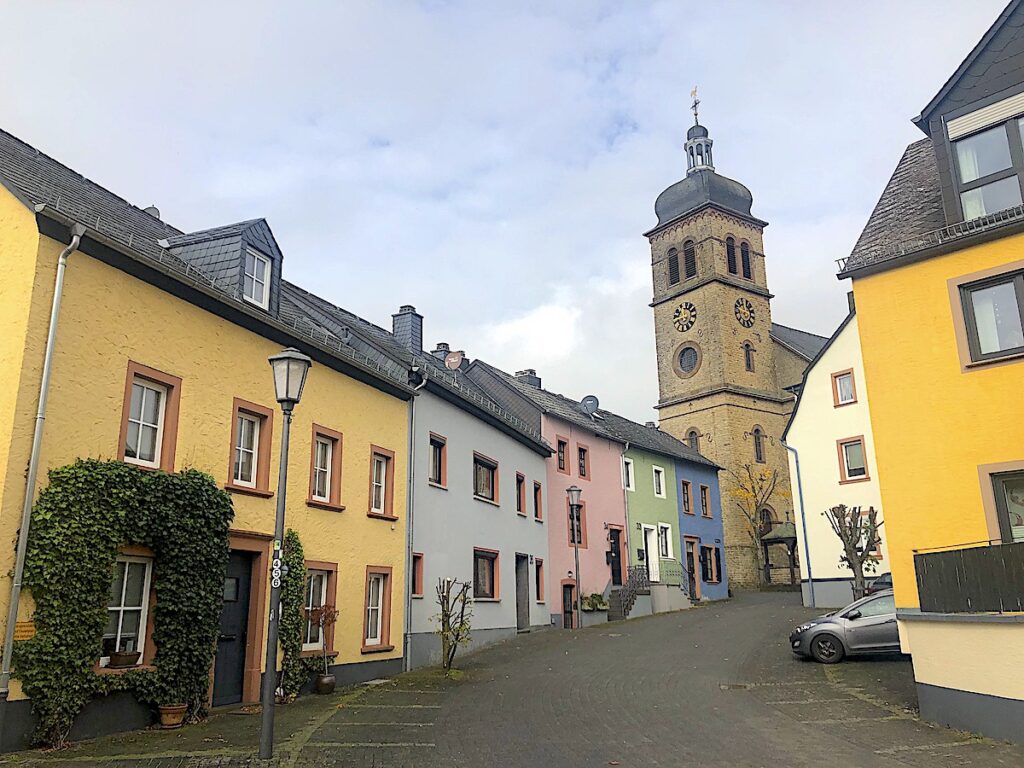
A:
[466, 364, 629, 628]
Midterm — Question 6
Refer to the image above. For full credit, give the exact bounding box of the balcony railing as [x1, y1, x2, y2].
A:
[914, 540, 1024, 613]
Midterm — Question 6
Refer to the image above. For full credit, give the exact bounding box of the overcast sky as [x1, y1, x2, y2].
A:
[0, 1, 1006, 421]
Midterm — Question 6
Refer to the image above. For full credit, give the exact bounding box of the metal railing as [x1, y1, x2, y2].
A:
[914, 540, 1024, 613]
[658, 558, 684, 588]
[617, 565, 650, 618]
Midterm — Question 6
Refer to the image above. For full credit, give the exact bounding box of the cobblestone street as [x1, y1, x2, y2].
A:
[6, 593, 1023, 768]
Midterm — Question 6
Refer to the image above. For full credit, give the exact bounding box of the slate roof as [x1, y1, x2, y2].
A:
[841, 139, 946, 275]
[769, 322, 829, 362]
[472, 361, 718, 468]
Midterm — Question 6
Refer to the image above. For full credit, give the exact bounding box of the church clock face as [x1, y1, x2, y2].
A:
[734, 298, 756, 328]
[673, 302, 697, 332]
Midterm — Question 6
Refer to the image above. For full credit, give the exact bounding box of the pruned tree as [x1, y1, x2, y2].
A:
[728, 464, 788, 585]
[823, 504, 883, 600]
[434, 578, 473, 675]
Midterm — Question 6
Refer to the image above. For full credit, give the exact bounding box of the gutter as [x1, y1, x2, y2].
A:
[782, 441, 814, 609]
[402, 370, 427, 672]
[0, 222, 87, 732]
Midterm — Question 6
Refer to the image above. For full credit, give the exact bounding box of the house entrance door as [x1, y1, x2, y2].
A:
[562, 584, 576, 628]
[608, 529, 623, 586]
[515, 554, 529, 631]
[643, 526, 660, 583]
[213, 551, 253, 706]
[684, 538, 701, 600]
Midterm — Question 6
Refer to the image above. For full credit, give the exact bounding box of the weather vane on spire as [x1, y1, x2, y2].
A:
[690, 86, 700, 125]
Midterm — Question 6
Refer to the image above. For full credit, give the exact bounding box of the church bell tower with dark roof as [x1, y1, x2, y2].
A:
[645, 101, 801, 588]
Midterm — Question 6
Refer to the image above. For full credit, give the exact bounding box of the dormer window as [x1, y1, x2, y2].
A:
[953, 120, 1024, 221]
[243, 249, 271, 309]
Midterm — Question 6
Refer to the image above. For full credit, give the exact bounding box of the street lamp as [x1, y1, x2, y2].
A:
[566, 485, 583, 630]
[259, 348, 312, 759]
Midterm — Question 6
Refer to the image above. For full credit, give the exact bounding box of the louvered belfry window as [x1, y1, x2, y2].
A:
[683, 240, 697, 279]
[667, 249, 680, 285]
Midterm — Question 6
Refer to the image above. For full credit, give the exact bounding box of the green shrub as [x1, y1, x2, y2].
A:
[279, 528, 307, 701]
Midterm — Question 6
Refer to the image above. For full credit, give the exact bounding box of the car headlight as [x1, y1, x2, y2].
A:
[795, 623, 815, 633]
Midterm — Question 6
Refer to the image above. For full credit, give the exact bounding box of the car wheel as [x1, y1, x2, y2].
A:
[810, 633, 845, 664]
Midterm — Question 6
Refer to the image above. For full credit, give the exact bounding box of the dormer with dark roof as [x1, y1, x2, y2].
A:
[160, 218, 284, 317]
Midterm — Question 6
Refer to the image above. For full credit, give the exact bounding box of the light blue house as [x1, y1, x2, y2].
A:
[674, 458, 728, 601]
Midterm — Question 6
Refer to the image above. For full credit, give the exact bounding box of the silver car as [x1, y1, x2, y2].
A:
[789, 589, 899, 663]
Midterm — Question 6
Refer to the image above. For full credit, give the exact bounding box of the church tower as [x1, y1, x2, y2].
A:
[646, 105, 796, 588]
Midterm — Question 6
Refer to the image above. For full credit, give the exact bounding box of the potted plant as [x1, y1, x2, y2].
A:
[308, 604, 339, 694]
[108, 648, 141, 669]
[157, 702, 188, 729]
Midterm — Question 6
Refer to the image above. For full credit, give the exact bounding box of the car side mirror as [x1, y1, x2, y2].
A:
[846, 610, 862, 620]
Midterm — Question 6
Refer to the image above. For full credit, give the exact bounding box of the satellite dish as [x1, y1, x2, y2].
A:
[580, 395, 600, 415]
[444, 350, 464, 371]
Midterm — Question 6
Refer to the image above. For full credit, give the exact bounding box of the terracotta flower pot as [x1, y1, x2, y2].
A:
[315, 674, 336, 695]
[157, 703, 187, 729]
[108, 650, 141, 669]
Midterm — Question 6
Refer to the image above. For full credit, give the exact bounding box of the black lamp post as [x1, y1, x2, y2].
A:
[259, 348, 311, 760]
[566, 485, 583, 629]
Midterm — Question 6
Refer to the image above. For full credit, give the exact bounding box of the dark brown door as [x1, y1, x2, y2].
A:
[515, 554, 529, 631]
[608, 529, 623, 586]
[213, 551, 253, 706]
[562, 584, 575, 628]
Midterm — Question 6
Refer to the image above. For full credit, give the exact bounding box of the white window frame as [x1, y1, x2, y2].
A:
[652, 465, 666, 498]
[371, 454, 388, 514]
[835, 372, 855, 405]
[243, 249, 271, 310]
[101, 556, 152, 666]
[365, 573, 385, 645]
[303, 569, 329, 651]
[312, 437, 332, 502]
[622, 458, 635, 491]
[841, 439, 867, 479]
[124, 378, 167, 469]
[233, 412, 261, 488]
[657, 523, 673, 559]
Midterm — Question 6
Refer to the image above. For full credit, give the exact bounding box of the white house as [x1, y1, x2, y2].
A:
[784, 308, 889, 608]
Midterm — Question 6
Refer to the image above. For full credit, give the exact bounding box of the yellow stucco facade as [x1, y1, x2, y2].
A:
[0, 187, 408, 703]
[852, 233, 1024, 609]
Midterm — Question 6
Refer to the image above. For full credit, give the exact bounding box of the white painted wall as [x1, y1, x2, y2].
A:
[786, 314, 889, 607]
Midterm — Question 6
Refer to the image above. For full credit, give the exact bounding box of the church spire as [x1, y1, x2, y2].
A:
[685, 86, 714, 175]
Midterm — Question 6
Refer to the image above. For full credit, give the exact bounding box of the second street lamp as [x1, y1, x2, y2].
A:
[566, 485, 583, 630]
[259, 348, 312, 760]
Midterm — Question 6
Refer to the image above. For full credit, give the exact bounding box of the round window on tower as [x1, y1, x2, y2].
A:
[673, 342, 702, 379]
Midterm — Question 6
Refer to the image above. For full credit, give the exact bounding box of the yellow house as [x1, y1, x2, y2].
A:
[840, 1, 1024, 742]
[0, 128, 414, 746]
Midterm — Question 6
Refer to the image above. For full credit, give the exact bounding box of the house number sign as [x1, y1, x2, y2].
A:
[271, 539, 283, 588]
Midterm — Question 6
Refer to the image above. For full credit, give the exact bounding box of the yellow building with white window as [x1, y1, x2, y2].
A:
[0, 128, 412, 747]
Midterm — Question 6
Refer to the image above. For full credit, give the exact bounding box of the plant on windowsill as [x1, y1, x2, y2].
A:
[307, 604, 339, 694]
[107, 648, 142, 669]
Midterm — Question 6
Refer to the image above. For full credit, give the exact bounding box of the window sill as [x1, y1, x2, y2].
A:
[299, 648, 335, 658]
[122, 460, 170, 474]
[360, 644, 395, 655]
[428, 481, 448, 491]
[412, 594, 424, 600]
[833, 400, 857, 408]
[366, 511, 399, 521]
[534, 517, 544, 523]
[473, 597, 500, 603]
[95, 663, 155, 676]
[839, 476, 871, 485]
[684, 511, 696, 516]
[473, 495, 500, 507]
[225, 483, 274, 499]
[536, 600, 546, 605]
[965, 349, 1024, 369]
[516, 511, 527, 517]
[306, 499, 345, 513]
[701, 514, 713, 519]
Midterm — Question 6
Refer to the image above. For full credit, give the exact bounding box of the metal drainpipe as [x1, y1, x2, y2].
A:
[0, 223, 87, 734]
[402, 372, 426, 672]
[782, 441, 815, 609]
[619, 441, 630, 592]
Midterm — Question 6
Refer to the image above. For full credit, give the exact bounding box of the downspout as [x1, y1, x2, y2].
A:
[782, 441, 814, 609]
[0, 223, 87, 729]
[402, 370, 426, 672]
[619, 442, 630, 593]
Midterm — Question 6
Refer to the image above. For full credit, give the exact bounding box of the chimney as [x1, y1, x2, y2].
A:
[392, 305, 423, 353]
[431, 342, 450, 361]
[515, 369, 541, 388]
[847, 291, 856, 314]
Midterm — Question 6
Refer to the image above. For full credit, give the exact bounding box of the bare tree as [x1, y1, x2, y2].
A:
[728, 465, 788, 585]
[434, 578, 473, 675]
[823, 504, 883, 600]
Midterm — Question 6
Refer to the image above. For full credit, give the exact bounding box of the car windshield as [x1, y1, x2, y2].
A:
[849, 594, 895, 618]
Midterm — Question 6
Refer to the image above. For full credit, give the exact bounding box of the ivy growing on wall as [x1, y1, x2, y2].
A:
[279, 528, 306, 701]
[13, 459, 234, 747]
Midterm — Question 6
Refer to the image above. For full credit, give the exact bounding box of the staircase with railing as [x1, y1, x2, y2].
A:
[608, 565, 650, 621]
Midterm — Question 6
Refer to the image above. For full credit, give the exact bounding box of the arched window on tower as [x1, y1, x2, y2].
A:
[696, 144, 704, 165]
[741, 242, 752, 280]
[752, 426, 766, 464]
[667, 248, 680, 285]
[726, 237, 737, 275]
[688, 147, 695, 170]
[683, 240, 697, 279]
[743, 343, 755, 372]
[758, 506, 777, 536]
[686, 429, 700, 451]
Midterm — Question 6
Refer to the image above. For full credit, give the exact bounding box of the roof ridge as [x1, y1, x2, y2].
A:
[770, 321, 827, 340]
[0, 126, 183, 236]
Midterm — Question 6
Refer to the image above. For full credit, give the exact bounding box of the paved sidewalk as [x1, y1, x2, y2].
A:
[5, 593, 1023, 767]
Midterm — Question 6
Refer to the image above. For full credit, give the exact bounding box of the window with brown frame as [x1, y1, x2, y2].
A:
[411, 553, 424, 598]
[302, 562, 338, 653]
[556, 439, 568, 473]
[577, 445, 590, 479]
[473, 453, 499, 502]
[567, 499, 588, 548]
[118, 362, 181, 472]
[831, 370, 857, 407]
[516, 473, 526, 514]
[308, 424, 343, 511]
[226, 398, 274, 496]
[700, 545, 722, 583]
[837, 437, 869, 483]
[362, 566, 393, 652]
[681, 480, 693, 515]
[535, 558, 545, 602]
[473, 548, 499, 600]
[428, 433, 447, 487]
[533, 482, 543, 520]
[368, 445, 397, 518]
[700, 485, 711, 518]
